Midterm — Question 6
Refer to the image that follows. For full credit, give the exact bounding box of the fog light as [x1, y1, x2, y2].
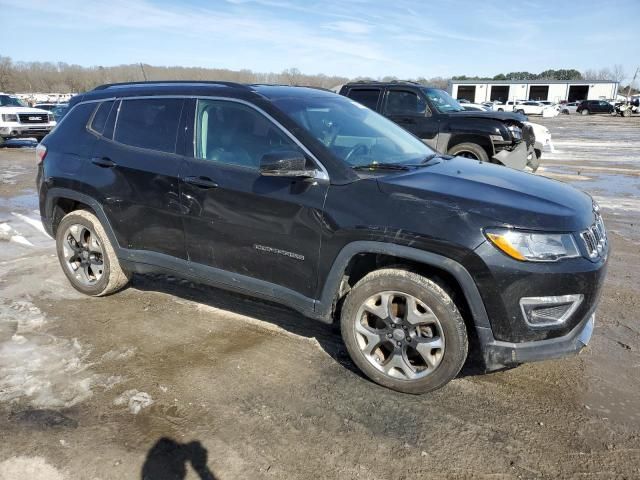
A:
[520, 295, 583, 328]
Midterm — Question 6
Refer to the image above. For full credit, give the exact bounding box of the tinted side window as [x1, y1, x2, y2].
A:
[114, 98, 183, 153]
[385, 90, 426, 115]
[348, 89, 381, 110]
[89, 101, 114, 135]
[195, 100, 301, 169]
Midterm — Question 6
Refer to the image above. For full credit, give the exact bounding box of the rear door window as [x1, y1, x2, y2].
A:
[114, 98, 184, 154]
[385, 90, 427, 116]
[348, 89, 381, 110]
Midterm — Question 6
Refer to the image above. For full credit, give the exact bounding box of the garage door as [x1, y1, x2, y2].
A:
[457, 86, 476, 102]
[568, 85, 589, 102]
[490, 86, 509, 102]
[529, 86, 549, 101]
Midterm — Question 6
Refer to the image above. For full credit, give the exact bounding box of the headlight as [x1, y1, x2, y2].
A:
[1, 114, 18, 122]
[507, 125, 522, 140]
[48, 113, 55, 122]
[485, 228, 580, 262]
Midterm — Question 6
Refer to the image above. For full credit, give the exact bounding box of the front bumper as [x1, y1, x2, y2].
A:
[1, 124, 55, 139]
[479, 313, 594, 371]
[493, 141, 528, 170]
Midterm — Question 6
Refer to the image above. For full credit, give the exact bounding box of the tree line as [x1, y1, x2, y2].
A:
[452, 66, 627, 83]
[0, 55, 636, 94]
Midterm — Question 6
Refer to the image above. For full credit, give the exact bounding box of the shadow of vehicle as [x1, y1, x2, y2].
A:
[141, 437, 217, 480]
[131, 273, 486, 381]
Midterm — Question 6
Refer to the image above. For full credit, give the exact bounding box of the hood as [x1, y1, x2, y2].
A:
[445, 110, 527, 123]
[377, 157, 594, 232]
[0, 106, 51, 115]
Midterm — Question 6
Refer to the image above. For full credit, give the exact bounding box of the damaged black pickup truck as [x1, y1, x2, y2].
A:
[340, 81, 537, 171]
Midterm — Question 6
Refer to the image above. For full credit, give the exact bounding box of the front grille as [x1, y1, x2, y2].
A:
[18, 113, 48, 124]
[580, 210, 606, 259]
[522, 123, 535, 148]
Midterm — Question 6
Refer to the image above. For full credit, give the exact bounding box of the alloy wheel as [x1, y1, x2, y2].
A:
[354, 291, 445, 380]
[61, 223, 105, 286]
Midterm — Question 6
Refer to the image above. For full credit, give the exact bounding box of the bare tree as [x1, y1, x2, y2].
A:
[611, 64, 625, 83]
[0, 55, 15, 91]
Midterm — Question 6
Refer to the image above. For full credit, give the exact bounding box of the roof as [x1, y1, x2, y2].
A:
[70, 81, 335, 106]
[449, 79, 618, 85]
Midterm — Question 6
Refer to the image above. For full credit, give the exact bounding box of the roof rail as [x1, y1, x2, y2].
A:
[345, 80, 424, 86]
[92, 80, 251, 91]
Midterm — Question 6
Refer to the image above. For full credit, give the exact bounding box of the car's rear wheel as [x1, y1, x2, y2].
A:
[581, 109, 590, 115]
[516, 109, 525, 114]
[340, 269, 468, 394]
[447, 142, 489, 162]
[56, 210, 131, 296]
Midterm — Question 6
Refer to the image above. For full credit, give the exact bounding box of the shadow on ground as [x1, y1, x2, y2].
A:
[131, 273, 486, 382]
[142, 437, 217, 480]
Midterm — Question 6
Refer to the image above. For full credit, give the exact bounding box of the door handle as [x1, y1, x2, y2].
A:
[184, 176, 219, 189]
[91, 157, 116, 168]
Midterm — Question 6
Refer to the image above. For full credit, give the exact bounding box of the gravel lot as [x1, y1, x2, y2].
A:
[0, 114, 639, 479]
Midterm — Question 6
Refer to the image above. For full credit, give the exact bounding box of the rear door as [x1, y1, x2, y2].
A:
[383, 88, 439, 149]
[88, 97, 187, 259]
[179, 98, 329, 299]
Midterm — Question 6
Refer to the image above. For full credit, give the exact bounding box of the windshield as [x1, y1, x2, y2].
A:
[422, 88, 464, 113]
[272, 95, 435, 167]
[0, 95, 28, 107]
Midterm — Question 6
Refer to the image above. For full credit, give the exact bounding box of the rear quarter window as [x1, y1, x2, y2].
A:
[45, 102, 96, 154]
[89, 101, 115, 135]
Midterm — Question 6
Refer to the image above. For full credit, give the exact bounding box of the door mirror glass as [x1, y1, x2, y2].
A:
[259, 151, 316, 177]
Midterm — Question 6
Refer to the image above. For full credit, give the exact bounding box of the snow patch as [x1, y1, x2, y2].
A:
[0, 222, 34, 247]
[11, 212, 49, 236]
[114, 389, 154, 414]
[0, 456, 66, 480]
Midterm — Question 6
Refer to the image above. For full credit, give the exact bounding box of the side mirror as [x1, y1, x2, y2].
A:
[259, 151, 316, 178]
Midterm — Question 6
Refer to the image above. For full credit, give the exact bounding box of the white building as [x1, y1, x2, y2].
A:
[449, 80, 619, 103]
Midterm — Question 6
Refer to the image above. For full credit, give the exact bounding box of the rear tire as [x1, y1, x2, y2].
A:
[56, 210, 131, 296]
[516, 109, 525, 114]
[340, 269, 468, 394]
[447, 142, 489, 162]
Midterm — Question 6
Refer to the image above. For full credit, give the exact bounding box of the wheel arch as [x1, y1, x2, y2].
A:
[316, 242, 491, 334]
[45, 188, 120, 250]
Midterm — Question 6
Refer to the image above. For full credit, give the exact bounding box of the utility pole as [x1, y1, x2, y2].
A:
[139, 62, 148, 81]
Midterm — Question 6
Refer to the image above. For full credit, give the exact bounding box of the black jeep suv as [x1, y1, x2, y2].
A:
[339, 81, 538, 171]
[37, 81, 607, 394]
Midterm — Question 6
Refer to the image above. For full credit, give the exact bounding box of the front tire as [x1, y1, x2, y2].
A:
[56, 210, 131, 296]
[447, 142, 489, 162]
[340, 269, 468, 394]
[581, 109, 590, 115]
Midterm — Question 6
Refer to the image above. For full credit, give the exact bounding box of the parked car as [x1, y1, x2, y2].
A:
[50, 103, 69, 122]
[496, 100, 558, 117]
[576, 100, 615, 115]
[38, 81, 607, 394]
[461, 103, 490, 112]
[524, 121, 554, 170]
[0, 93, 57, 145]
[560, 102, 580, 114]
[339, 81, 536, 170]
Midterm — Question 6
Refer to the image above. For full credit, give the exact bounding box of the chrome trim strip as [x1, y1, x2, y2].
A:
[519, 294, 584, 328]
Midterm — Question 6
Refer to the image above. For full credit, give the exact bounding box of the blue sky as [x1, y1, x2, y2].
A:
[1, 0, 638, 80]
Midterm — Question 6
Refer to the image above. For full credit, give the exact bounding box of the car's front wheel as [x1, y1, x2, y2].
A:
[340, 269, 468, 394]
[581, 109, 590, 115]
[56, 210, 131, 296]
[447, 142, 489, 161]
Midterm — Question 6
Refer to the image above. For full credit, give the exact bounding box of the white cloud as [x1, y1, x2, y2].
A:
[323, 21, 372, 35]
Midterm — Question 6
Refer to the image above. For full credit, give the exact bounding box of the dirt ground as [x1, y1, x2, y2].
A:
[0, 114, 639, 479]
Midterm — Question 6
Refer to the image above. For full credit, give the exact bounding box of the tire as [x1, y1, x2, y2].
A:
[56, 210, 131, 296]
[581, 109, 589, 115]
[497, 108, 504, 112]
[622, 109, 631, 117]
[447, 142, 489, 162]
[516, 109, 525, 114]
[528, 149, 541, 172]
[340, 268, 468, 394]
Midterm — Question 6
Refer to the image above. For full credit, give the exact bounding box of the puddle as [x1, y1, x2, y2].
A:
[0, 190, 39, 211]
[542, 166, 640, 198]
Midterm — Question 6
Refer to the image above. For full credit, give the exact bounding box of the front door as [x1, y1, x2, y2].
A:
[180, 99, 329, 299]
[383, 88, 439, 150]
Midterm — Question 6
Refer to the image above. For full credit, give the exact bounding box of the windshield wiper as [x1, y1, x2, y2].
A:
[352, 163, 410, 171]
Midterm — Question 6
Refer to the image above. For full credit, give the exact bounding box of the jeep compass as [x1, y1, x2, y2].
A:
[37, 81, 608, 394]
